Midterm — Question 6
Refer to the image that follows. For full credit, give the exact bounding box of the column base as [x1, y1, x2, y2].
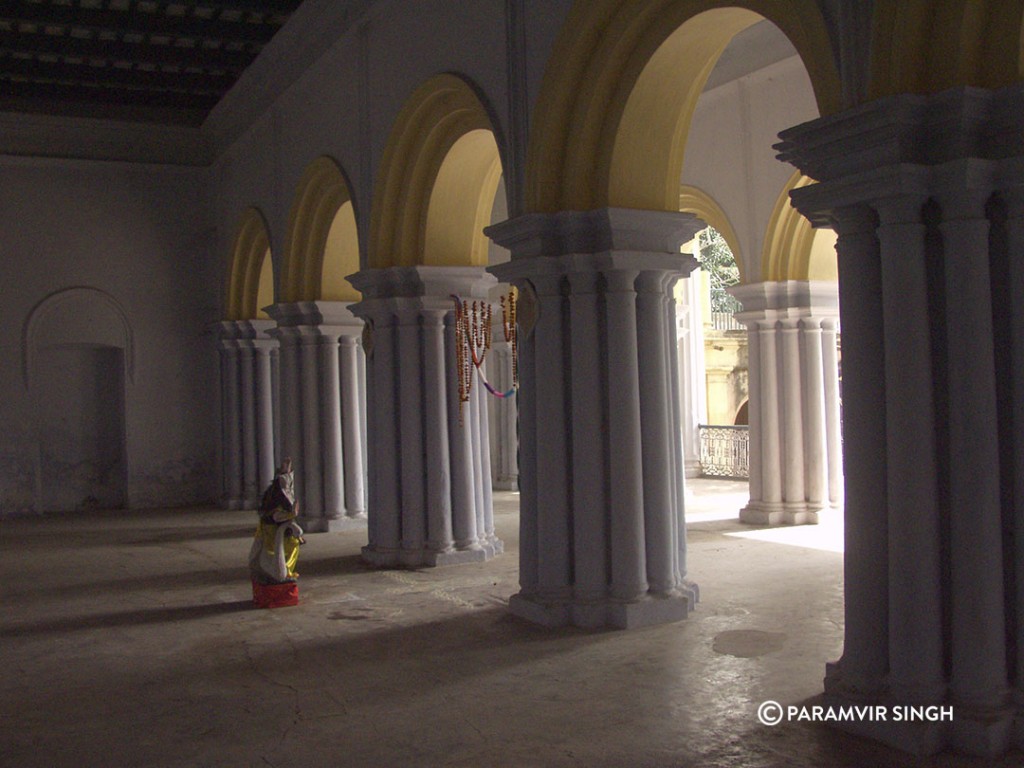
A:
[739, 501, 785, 525]
[361, 541, 502, 568]
[822, 664, 1014, 757]
[951, 705, 1013, 757]
[818, 690, 948, 756]
[509, 585, 698, 630]
[225, 497, 246, 511]
[492, 476, 519, 491]
[298, 515, 363, 533]
[684, 459, 702, 479]
[1013, 703, 1024, 750]
[783, 502, 820, 525]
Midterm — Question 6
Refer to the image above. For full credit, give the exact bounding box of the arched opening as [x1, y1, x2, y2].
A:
[525, 0, 841, 214]
[734, 400, 749, 426]
[424, 129, 503, 266]
[355, 71, 509, 567]
[226, 208, 273, 321]
[501, 0, 844, 631]
[371, 73, 504, 268]
[282, 156, 360, 302]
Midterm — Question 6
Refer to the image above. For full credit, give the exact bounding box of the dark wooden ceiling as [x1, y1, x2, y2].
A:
[0, 0, 303, 125]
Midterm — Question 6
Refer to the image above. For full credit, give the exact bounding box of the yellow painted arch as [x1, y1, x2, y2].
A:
[371, 73, 503, 268]
[282, 156, 360, 303]
[526, 0, 842, 214]
[226, 207, 273, 321]
[678, 185, 744, 283]
[761, 172, 838, 282]
[868, 0, 1024, 99]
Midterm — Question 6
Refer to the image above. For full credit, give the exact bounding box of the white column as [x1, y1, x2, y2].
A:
[298, 331, 324, 527]
[800, 317, 828, 515]
[776, 84, 1024, 757]
[487, 208, 701, 629]
[523, 272, 569, 604]
[567, 269, 607, 608]
[254, 342, 276, 491]
[271, 347, 281, 470]
[827, 204, 890, 698]
[422, 309, 454, 554]
[396, 306, 426, 556]
[876, 194, 944, 705]
[218, 333, 244, 510]
[1005, 186, 1024, 742]
[365, 312, 401, 556]
[676, 271, 705, 478]
[320, 333, 345, 523]
[741, 324, 763, 515]
[820, 318, 843, 507]
[637, 271, 677, 595]
[274, 330, 304, 502]
[238, 344, 259, 508]
[349, 267, 501, 567]
[488, 339, 518, 490]
[780, 317, 807, 523]
[758, 319, 784, 517]
[339, 335, 366, 518]
[937, 182, 1009, 735]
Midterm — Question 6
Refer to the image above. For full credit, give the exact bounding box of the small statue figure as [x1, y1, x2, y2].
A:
[249, 458, 305, 607]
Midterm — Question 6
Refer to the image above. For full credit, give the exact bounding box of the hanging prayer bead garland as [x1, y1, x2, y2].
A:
[451, 288, 518, 422]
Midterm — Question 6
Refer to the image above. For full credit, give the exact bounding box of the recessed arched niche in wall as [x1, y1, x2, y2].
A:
[23, 287, 133, 512]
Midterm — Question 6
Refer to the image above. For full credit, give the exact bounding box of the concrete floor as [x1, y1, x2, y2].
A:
[1, 480, 1017, 767]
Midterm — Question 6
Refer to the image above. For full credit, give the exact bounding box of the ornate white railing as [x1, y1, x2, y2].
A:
[698, 424, 749, 479]
[709, 311, 744, 331]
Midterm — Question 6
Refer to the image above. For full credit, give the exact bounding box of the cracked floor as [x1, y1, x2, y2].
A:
[1, 481, 1019, 767]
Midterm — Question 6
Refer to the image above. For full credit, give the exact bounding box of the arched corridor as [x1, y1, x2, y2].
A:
[2, 0, 1023, 761]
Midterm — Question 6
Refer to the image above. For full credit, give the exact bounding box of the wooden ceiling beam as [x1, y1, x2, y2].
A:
[0, 78, 219, 113]
[0, 1, 282, 45]
[0, 30, 252, 71]
[0, 54, 234, 93]
[165, 0, 302, 16]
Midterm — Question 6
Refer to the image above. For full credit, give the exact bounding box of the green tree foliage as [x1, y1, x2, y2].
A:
[697, 227, 742, 314]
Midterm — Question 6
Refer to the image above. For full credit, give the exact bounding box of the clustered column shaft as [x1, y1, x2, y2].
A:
[734, 284, 841, 526]
[487, 208, 703, 629]
[216, 320, 277, 510]
[266, 302, 368, 531]
[349, 266, 502, 568]
[776, 84, 1024, 756]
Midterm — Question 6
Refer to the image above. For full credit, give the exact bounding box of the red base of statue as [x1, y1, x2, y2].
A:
[252, 580, 299, 608]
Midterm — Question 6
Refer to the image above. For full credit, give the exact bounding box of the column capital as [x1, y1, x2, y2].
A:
[485, 207, 703, 259]
[264, 300, 362, 331]
[778, 84, 1024, 226]
[731, 280, 839, 324]
[348, 265, 495, 301]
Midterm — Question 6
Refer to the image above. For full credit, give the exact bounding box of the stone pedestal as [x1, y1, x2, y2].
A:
[487, 208, 700, 629]
[349, 267, 502, 567]
[266, 302, 368, 533]
[776, 83, 1024, 757]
